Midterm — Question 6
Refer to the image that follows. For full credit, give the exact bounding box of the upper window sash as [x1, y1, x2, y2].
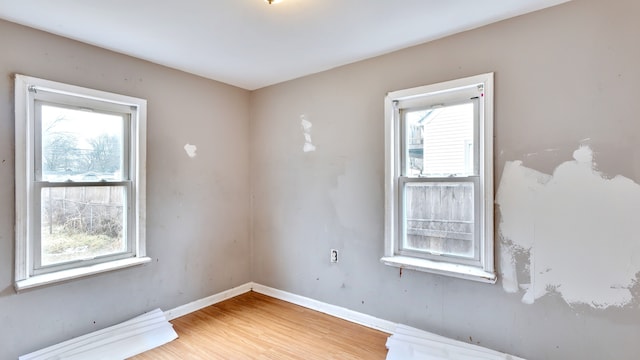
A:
[22, 81, 143, 183]
[399, 98, 480, 179]
[33, 100, 133, 184]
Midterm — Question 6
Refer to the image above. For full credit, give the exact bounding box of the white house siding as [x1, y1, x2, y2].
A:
[422, 102, 474, 177]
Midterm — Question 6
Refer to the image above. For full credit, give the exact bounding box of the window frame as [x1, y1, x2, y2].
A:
[14, 74, 150, 291]
[381, 73, 496, 283]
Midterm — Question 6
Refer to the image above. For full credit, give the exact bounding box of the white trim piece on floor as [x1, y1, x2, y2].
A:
[164, 282, 253, 321]
[386, 324, 526, 360]
[250, 282, 396, 334]
[19, 309, 177, 360]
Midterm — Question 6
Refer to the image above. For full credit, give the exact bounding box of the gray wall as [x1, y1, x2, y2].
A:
[2, 0, 640, 359]
[250, 0, 640, 359]
[0, 20, 251, 359]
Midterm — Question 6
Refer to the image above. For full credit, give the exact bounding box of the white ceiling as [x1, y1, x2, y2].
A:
[0, 0, 569, 90]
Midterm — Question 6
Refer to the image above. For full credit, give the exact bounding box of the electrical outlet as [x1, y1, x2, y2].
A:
[330, 249, 338, 263]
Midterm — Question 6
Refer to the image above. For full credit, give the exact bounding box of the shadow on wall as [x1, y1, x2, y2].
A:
[0, 286, 15, 298]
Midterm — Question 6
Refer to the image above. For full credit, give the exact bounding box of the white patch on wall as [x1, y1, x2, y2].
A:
[300, 115, 316, 152]
[184, 143, 197, 158]
[497, 145, 640, 309]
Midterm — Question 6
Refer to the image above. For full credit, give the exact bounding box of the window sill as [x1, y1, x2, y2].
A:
[15, 257, 152, 291]
[380, 255, 496, 284]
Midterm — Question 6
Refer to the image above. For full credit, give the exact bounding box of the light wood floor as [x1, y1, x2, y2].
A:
[131, 291, 389, 359]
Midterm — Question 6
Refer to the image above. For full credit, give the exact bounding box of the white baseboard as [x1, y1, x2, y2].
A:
[164, 282, 253, 320]
[250, 283, 396, 334]
[164, 282, 396, 334]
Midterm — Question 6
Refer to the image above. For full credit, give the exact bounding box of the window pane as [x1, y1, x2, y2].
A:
[40, 186, 126, 266]
[403, 182, 474, 258]
[40, 104, 125, 182]
[405, 102, 474, 177]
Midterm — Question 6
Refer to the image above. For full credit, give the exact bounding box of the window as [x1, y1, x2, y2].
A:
[382, 73, 496, 283]
[14, 75, 149, 290]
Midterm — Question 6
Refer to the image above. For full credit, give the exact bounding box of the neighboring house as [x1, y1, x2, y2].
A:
[405, 104, 475, 257]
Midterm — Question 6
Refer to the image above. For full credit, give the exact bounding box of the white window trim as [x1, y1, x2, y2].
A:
[14, 74, 150, 291]
[381, 73, 496, 284]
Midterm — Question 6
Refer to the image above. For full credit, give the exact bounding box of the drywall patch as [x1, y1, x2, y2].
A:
[497, 145, 640, 308]
[184, 143, 197, 158]
[300, 115, 316, 152]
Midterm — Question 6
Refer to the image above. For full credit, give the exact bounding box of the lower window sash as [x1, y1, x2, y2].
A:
[32, 182, 133, 275]
[398, 176, 481, 266]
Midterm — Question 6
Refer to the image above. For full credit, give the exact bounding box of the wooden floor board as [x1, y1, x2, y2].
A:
[131, 291, 389, 359]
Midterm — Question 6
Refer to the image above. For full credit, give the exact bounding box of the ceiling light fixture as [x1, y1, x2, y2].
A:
[265, 0, 283, 4]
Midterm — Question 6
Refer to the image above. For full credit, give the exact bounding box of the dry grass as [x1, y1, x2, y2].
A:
[41, 226, 124, 264]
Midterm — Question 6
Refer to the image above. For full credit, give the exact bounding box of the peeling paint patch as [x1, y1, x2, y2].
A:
[300, 115, 316, 152]
[184, 143, 197, 158]
[497, 145, 640, 308]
